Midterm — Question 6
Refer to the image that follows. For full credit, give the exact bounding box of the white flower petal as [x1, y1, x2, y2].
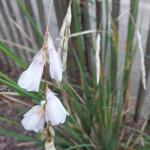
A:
[21, 105, 45, 132]
[24, 105, 41, 117]
[45, 88, 69, 126]
[18, 52, 45, 92]
[48, 35, 63, 82]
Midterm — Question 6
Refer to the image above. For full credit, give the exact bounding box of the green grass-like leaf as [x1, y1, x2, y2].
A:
[0, 42, 27, 69]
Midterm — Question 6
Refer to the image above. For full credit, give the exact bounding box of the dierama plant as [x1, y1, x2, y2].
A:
[0, 0, 149, 150]
[18, 28, 69, 149]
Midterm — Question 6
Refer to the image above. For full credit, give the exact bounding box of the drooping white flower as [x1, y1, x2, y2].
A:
[21, 100, 46, 132]
[18, 51, 46, 92]
[45, 88, 69, 125]
[48, 35, 63, 82]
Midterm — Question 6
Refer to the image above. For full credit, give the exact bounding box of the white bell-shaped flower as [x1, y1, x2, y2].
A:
[21, 101, 46, 132]
[45, 88, 69, 125]
[48, 35, 63, 82]
[18, 51, 46, 92]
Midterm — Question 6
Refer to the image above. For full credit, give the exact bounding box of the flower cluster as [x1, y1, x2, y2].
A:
[21, 88, 69, 132]
[18, 30, 69, 149]
[18, 31, 62, 92]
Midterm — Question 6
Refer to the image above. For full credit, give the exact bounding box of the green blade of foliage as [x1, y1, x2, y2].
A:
[0, 116, 20, 127]
[0, 129, 44, 148]
[0, 72, 41, 103]
[55, 136, 72, 147]
[121, 0, 139, 100]
[65, 144, 93, 150]
[71, 0, 85, 66]
[17, 0, 43, 45]
[73, 50, 97, 133]
[0, 129, 34, 141]
[0, 42, 27, 69]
